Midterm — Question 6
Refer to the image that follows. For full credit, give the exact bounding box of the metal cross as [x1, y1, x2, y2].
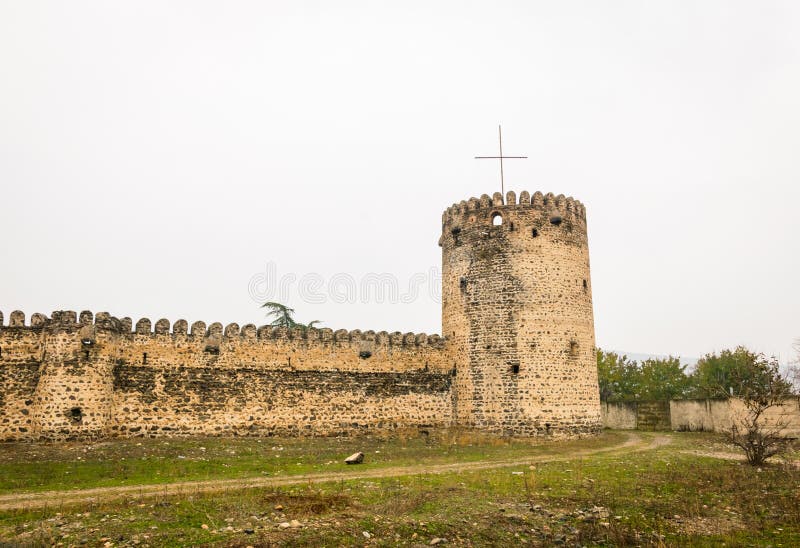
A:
[475, 125, 527, 196]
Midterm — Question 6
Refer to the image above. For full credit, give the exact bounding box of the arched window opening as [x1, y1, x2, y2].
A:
[491, 212, 503, 226]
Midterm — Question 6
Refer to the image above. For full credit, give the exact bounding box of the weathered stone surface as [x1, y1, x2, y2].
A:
[0, 312, 452, 441]
[0, 190, 602, 441]
[441, 191, 601, 436]
[344, 452, 364, 464]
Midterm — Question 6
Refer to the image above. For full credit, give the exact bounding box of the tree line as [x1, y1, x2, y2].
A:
[597, 345, 798, 401]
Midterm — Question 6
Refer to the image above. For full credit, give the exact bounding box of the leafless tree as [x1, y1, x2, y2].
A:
[725, 354, 794, 466]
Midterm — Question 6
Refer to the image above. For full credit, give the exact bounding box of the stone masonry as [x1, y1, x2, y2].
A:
[441, 191, 600, 436]
[0, 190, 601, 441]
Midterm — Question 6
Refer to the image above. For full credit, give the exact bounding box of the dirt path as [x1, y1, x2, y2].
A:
[684, 450, 746, 462]
[0, 432, 668, 511]
[684, 449, 800, 468]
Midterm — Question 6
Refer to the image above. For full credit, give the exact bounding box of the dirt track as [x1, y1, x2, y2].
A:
[684, 449, 800, 468]
[0, 432, 669, 511]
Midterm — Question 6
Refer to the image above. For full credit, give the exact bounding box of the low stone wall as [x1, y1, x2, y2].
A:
[669, 399, 732, 432]
[636, 400, 671, 431]
[603, 397, 800, 437]
[600, 401, 636, 430]
[600, 400, 669, 431]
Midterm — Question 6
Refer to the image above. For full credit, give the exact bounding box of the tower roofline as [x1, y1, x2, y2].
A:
[442, 191, 586, 227]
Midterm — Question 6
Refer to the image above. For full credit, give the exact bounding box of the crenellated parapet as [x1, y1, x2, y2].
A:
[439, 191, 589, 252]
[441, 190, 586, 239]
[0, 310, 446, 374]
[442, 191, 586, 222]
[0, 310, 443, 348]
[0, 309, 452, 441]
[0, 310, 112, 329]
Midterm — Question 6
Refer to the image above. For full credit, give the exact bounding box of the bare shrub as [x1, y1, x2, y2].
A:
[724, 354, 794, 466]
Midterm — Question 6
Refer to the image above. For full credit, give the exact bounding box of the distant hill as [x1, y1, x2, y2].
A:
[608, 351, 699, 369]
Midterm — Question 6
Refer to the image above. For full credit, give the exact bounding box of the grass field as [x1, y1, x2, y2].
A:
[0, 430, 797, 546]
[0, 430, 627, 495]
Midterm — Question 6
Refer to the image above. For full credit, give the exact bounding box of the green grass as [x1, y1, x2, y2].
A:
[0, 430, 625, 494]
[0, 431, 798, 546]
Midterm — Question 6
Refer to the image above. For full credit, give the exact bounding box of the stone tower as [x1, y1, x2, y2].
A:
[31, 311, 120, 440]
[440, 190, 601, 436]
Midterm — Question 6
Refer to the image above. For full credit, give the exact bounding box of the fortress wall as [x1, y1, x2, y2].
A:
[109, 321, 452, 437]
[0, 321, 43, 439]
[116, 321, 449, 373]
[1, 190, 601, 441]
[111, 367, 452, 437]
[0, 312, 453, 440]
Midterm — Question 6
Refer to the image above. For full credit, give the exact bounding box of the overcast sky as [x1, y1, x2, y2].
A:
[1, 1, 798, 364]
